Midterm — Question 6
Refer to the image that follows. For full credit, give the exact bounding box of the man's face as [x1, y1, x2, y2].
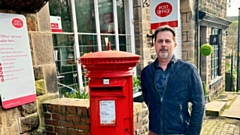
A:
[154, 31, 177, 59]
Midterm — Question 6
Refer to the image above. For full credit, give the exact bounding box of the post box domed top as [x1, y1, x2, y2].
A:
[79, 51, 140, 71]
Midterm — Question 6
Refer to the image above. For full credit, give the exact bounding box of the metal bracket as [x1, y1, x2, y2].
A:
[147, 34, 154, 46]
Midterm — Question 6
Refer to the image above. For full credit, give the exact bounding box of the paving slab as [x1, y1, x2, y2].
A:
[205, 101, 226, 116]
[221, 95, 240, 119]
[201, 116, 240, 135]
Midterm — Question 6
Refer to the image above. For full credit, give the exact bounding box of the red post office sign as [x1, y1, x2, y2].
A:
[150, 0, 179, 30]
[50, 16, 62, 32]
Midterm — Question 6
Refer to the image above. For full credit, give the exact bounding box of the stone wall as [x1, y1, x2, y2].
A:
[0, 3, 59, 135]
[134, 0, 197, 74]
[134, 102, 149, 135]
[199, 0, 227, 19]
[133, 0, 153, 75]
[43, 98, 149, 135]
[201, 27, 227, 99]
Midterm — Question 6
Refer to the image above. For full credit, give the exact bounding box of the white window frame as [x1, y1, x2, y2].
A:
[53, 0, 135, 88]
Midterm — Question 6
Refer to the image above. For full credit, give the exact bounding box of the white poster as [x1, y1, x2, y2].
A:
[50, 16, 62, 32]
[150, 0, 179, 29]
[0, 13, 36, 109]
[99, 100, 116, 125]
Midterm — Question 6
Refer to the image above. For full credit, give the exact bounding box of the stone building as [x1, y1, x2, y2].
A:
[134, 0, 231, 99]
[0, 0, 231, 134]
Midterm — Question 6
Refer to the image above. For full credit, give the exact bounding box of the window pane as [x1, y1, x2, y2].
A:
[101, 35, 116, 50]
[99, 0, 115, 34]
[75, 0, 96, 33]
[49, 0, 73, 32]
[215, 59, 218, 67]
[117, 0, 126, 34]
[79, 34, 98, 56]
[53, 34, 78, 96]
[119, 35, 131, 52]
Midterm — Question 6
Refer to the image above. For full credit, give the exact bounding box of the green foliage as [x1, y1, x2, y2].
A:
[64, 89, 89, 99]
[225, 61, 237, 79]
[200, 44, 213, 56]
[64, 82, 89, 99]
[202, 82, 207, 96]
[133, 76, 141, 93]
[225, 61, 231, 73]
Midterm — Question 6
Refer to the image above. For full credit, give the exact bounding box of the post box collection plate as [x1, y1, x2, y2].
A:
[99, 100, 116, 125]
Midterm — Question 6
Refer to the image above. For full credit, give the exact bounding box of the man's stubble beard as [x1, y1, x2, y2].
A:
[158, 51, 172, 59]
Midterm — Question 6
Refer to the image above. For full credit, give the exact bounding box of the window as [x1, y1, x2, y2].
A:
[49, 0, 135, 96]
[211, 28, 220, 79]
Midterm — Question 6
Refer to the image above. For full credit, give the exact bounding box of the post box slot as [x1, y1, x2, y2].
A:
[91, 87, 122, 92]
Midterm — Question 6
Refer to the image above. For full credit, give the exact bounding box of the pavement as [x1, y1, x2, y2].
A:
[201, 92, 240, 135]
[221, 95, 240, 119]
[201, 116, 240, 135]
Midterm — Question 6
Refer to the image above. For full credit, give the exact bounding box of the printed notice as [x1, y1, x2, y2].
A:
[99, 100, 116, 125]
[0, 13, 36, 109]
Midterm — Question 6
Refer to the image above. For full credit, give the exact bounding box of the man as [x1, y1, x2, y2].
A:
[141, 25, 205, 135]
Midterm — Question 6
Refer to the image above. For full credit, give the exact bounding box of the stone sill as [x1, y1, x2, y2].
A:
[210, 76, 223, 89]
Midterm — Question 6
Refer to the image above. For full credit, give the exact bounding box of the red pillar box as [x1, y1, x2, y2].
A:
[79, 51, 140, 135]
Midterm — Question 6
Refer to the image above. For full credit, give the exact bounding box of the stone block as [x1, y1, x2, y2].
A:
[134, 102, 142, 115]
[142, 102, 148, 109]
[142, 109, 149, 118]
[180, 0, 193, 12]
[182, 42, 194, 50]
[133, 0, 142, 7]
[35, 79, 46, 96]
[182, 23, 194, 33]
[20, 113, 39, 133]
[37, 3, 51, 32]
[25, 14, 38, 31]
[18, 102, 37, 117]
[181, 13, 187, 22]
[182, 31, 189, 42]
[43, 64, 58, 93]
[34, 66, 44, 80]
[29, 32, 54, 65]
[206, 101, 226, 116]
[0, 108, 20, 135]
[133, 7, 142, 21]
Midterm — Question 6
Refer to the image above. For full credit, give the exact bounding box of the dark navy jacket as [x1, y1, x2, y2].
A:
[141, 57, 205, 135]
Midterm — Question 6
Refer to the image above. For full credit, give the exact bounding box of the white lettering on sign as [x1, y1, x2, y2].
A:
[150, 0, 179, 29]
[155, 2, 172, 17]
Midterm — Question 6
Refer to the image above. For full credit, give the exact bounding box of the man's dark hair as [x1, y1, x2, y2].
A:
[153, 25, 176, 42]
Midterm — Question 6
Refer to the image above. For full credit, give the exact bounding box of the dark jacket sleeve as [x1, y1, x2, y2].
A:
[186, 68, 205, 135]
[141, 68, 148, 105]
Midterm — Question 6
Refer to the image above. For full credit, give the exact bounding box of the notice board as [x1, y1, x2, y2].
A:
[0, 13, 36, 109]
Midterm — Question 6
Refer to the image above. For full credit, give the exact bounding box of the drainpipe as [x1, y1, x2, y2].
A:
[195, 0, 200, 73]
[237, 8, 240, 91]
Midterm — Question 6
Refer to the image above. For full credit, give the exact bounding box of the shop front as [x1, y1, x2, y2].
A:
[48, 0, 135, 96]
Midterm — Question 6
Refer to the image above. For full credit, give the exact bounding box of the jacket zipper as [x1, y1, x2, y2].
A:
[153, 59, 176, 134]
[153, 70, 162, 134]
[161, 72, 170, 134]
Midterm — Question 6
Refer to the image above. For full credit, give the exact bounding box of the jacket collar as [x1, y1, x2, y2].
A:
[154, 55, 178, 68]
